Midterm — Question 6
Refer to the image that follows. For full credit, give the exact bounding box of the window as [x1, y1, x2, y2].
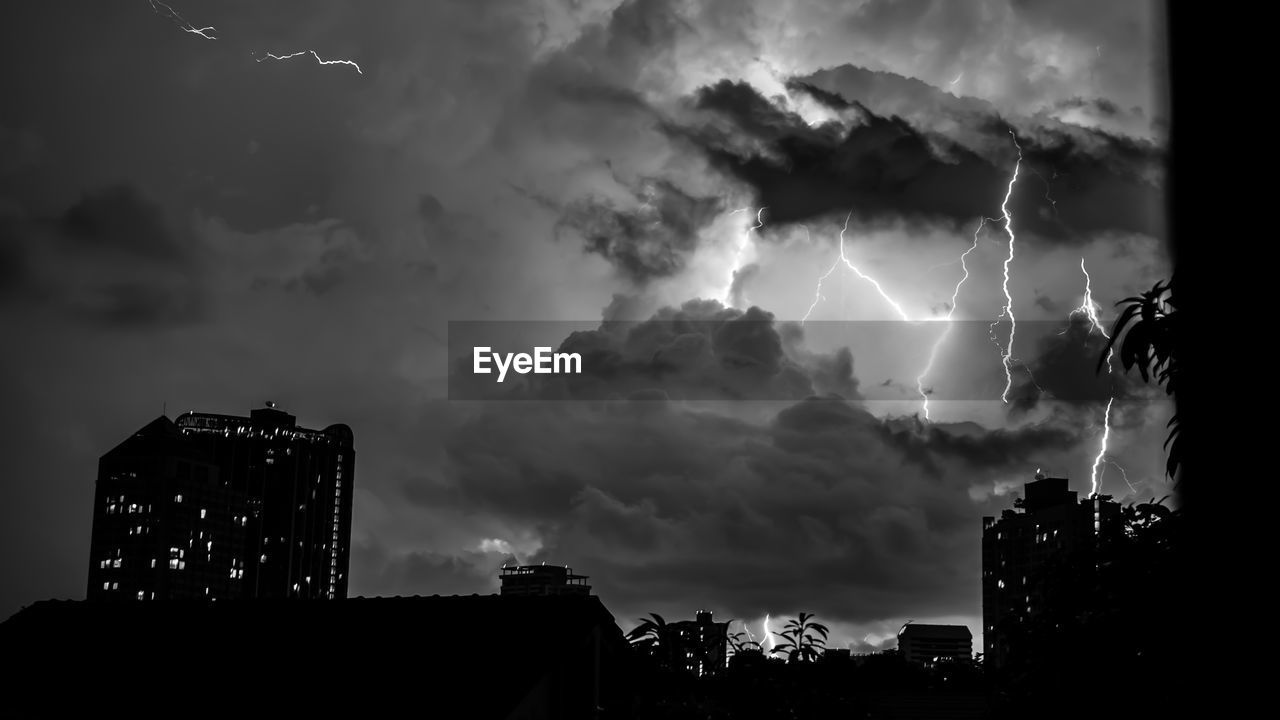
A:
[175, 494, 183, 503]
[137, 591, 145, 600]
[200, 508, 207, 519]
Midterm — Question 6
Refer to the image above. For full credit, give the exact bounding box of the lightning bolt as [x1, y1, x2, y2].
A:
[802, 211, 910, 323]
[989, 129, 1023, 403]
[1090, 397, 1114, 497]
[1028, 168, 1059, 218]
[149, 0, 216, 39]
[1071, 257, 1118, 498]
[914, 218, 989, 420]
[255, 50, 363, 75]
[1100, 460, 1138, 495]
[763, 613, 776, 653]
[725, 207, 765, 307]
[950, 72, 964, 86]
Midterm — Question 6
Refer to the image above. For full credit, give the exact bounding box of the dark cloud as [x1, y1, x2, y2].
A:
[73, 281, 205, 328]
[60, 185, 188, 262]
[791, 65, 994, 122]
[664, 77, 1163, 242]
[555, 177, 724, 284]
[0, 185, 207, 327]
[1006, 315, 1139, 413]
[424, 388, 1095, 627]
[1054, 96, 1122, 117]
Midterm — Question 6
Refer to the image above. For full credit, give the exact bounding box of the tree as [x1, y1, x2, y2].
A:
[770, 612, 829, 663]
[627, 613, 676, 670]
[1099, 277, 1180, 478]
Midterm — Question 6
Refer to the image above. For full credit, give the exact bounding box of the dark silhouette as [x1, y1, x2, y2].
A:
[986, 492, 1183, 719]
[770, 612, 829, 663]
[1100, 277, 1180, 478]
[87, 404, 355, 602]
[1, 594, 633, 718]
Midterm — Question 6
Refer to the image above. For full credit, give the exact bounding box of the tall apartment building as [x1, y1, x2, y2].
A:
[668, 610, 730, 677]
[981, 473, 1121, 669]
[87, 404, 354, 601]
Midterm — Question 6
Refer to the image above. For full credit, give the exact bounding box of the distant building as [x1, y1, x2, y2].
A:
[897, 623, 973, 665]
[500, 564, 592, 596]
[86, 404, 354, 602]
[668, 610, 730, 677]
[981, 473, 1122, 669]
[1, 595, 631, 718]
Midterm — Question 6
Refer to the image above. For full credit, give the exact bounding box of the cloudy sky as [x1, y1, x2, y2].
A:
[0, 0, 1171, 653]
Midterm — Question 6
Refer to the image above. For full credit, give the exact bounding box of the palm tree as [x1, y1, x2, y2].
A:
[626, 613, 676, 669]
[770, 612, 829, 663]
[1099, 277, 1180, 478]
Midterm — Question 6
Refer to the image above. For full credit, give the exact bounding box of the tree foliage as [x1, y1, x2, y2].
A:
[771, 612, 830, 664]
[1100, 277, 1180, 478]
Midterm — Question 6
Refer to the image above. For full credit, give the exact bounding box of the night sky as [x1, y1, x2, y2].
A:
[0, 0, 1171, 653]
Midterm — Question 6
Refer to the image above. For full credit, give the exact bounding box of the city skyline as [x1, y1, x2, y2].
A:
[0, 0, 1172, 658]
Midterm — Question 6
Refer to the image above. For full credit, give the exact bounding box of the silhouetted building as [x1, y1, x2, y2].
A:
[1, 594, 631, 718]
[500, 564, 592, 596]
[896, 623, 972, 665]
[822, 648, 851, 660]
[981, 473, 1122, 669]
[86, 404, 354, 602]
[668, 610, 730, 677]
[86, 416, 245, 602]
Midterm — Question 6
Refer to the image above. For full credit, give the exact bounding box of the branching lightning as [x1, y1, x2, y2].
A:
[802, 211, 910, 324]
[1100, 460, 1138, 495]
[914, 218, 989, 420]
[255, 50, 363, 75]
[1071, 257, 1118, 498]
[989, 130, 1023, 403]
[149, 0, 216, 39]
[763, 613, 776, 653]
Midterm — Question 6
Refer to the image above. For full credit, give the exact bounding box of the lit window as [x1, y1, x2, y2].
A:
[175, 494, 183, 503]
[151, 558, 156, 569]
[137, 591, 145, 600]
[200, 508, 207, 519]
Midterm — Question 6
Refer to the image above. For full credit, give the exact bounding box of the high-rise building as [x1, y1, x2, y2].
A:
[981, 473, 1121, 669]
[86, 404, 354, 601]
[668, 610, 730, 677]
[499, 564, 592, 596]
[896, 623, 972, 665]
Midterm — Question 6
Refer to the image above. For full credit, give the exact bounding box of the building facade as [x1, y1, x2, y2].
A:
[499, 564, 592, 597]
[668, 610, 730, 677]
[981, 473, 1121, 669]
[87, 404, 354, 601]
[897, 623, 973, 665]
